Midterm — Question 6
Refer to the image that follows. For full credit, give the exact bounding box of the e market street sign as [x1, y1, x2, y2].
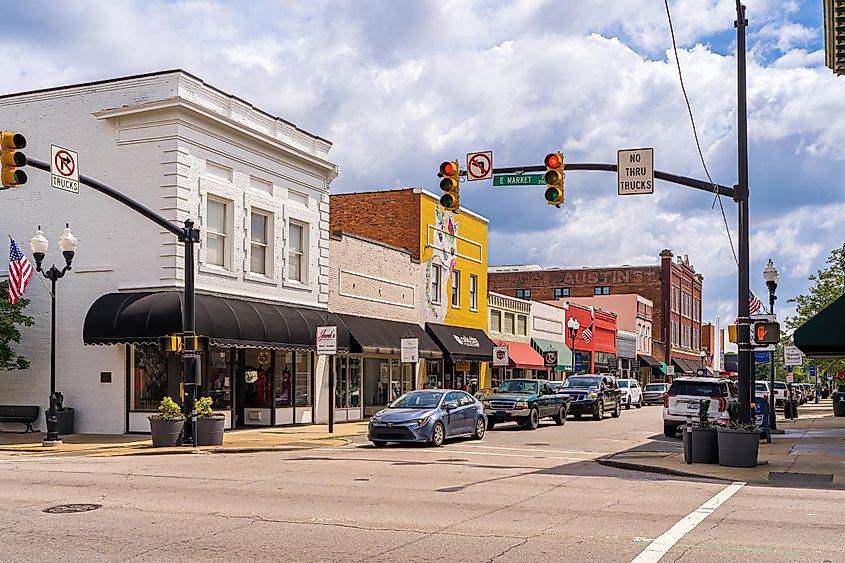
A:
[493, 174, 545, 187]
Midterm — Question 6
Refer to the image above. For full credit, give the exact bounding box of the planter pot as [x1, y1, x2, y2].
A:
[717, 427, 760, 468]
[691, 427, 719, 464]
[45, 409, 75, 435]
[196, 416, 225, 446]
[832, 393, 845, 417]
[149, 418, 185, 447]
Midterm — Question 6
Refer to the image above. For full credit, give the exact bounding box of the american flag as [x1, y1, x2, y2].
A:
[581, 322, 593, 343]
[7, 238, 32, 305]
[749, 290, 762, 315]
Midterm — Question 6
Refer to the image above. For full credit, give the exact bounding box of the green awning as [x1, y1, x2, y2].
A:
[794, 294, 845, 358]
[531, 338, 573, 371]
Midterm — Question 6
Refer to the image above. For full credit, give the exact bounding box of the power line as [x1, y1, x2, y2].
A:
[663, 0, 738, 267]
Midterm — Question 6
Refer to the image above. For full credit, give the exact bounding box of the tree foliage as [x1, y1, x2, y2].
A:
[0, 280, 35, 371]
[785, 245, 845, 375]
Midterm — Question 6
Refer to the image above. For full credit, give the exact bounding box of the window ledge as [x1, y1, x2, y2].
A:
[200, 265, 239, 279]
[283, 280, 313, 292]
[244, 273, 278, 286]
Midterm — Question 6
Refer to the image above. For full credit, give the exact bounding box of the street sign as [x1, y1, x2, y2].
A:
[617, 147, 654, 195]
[754, 351, 772, 363]
[492, 173, 545, 187]
[50, 144, 79, 194]
[466, 151, 493, 181]
[786, 374, 794, 384]
[400, 338, 419, 363]
[316, 326, 337, 355]
[783, 345, 803, 366]
[666, 365, 675, 376]
[492, 346, 509, 367]
[543, 350, 558, 369]
[809, 366, 817, 378]
[574, 352, 583, 372]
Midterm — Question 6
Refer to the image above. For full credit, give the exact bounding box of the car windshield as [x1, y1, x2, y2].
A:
[498, 380, 539, 394]
[562, 377, 600, 389]
[668, 381, 720, 398]
[389, 391, 443, 409]
[774, 382, 787, 389]
[618, 380, 630, 388]
[755, 383, 768, 391]
[644, 384, 665, 391]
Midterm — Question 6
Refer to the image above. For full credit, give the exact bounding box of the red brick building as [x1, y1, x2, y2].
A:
[564, 302, 618, 374]
[489, 250, 704, 379]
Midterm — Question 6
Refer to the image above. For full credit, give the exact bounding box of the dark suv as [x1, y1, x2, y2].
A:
[556, 375, 622, 420]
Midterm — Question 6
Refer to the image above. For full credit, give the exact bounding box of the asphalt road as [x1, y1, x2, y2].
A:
[1, 405, 841, 562]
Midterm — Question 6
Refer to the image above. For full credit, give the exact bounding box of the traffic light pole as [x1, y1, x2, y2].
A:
[26, 158, 201, 441]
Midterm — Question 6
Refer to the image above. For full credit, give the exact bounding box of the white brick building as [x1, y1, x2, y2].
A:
[0, 71, 340, 433]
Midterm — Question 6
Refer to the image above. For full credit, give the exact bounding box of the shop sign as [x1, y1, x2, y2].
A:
[574, 352, 583, 372]
[543, 350, 558, 369]
[631, 360, 640, 372]
[492, 346, 509, 367]
[316, 326, 337, 355]
[666, 365, 675, 376]
[783, 345, 803, 366]
[455, 360, 471, 372]
[453, 334, 480, 347]
[401, 338, 419, 363]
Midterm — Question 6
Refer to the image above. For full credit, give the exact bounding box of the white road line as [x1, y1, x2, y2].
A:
[631, 481, 746, 563]
[0, 456, 65, 463]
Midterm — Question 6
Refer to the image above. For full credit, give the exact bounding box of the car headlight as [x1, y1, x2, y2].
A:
[588, 392, 598, 399]
[415, 416, 430, 426]
[481, 400, 490, 407]
[514, 400, 528, 409]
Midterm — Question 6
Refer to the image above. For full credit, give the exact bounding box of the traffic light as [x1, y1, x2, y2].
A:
[543, 151, 564, 206]
[728, 324, 737, 344]
[1, 131, 27, 189]
[753, 321, 780, 345]
[439, 160, 460, 211]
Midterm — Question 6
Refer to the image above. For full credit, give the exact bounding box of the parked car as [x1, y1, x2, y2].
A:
[617, 378, 643, 409]
[480, 379, 569, 430]
[755, 380, 771, 403]
[556, 374, 622, 420]
[367, 390, 486, 447]
[805, 383, 816, 401]
[772, 381, 789, 407]
[642, 383, 671, 405]
[662, 377, 738, 438]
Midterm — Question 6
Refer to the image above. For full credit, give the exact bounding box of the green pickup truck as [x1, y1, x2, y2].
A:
[478, 379, 570, 430]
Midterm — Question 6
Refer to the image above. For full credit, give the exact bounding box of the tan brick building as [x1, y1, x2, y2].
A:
[488, 250, 705, 378]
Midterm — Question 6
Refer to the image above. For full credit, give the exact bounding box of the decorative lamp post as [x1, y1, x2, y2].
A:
[763, 258, 780, 433]
[567, 316, 580, 375]
[30, 224, 78, 446]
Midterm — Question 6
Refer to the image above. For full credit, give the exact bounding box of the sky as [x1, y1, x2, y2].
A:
[2, 0, 843, 335]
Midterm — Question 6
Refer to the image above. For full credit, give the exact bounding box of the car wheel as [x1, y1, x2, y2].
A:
[553, 407, 566, 426]
[625, 398, 631, 410]
[372, 440, 387, 447]
[593, 401, 603, 421]
[472, 417, 486, 440]
[612, 399, 621, 418]
[635, 397, 642, 409]
[526, 408, 540, 430]
[430, 421, 445, 447]
[487, 418, 497, 430]
[663, 423, 677, 438]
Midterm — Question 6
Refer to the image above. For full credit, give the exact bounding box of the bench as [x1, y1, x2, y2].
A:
[0, 405, 40, 433]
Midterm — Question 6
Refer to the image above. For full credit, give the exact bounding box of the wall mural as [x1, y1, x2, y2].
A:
[423, 205, 459, 319]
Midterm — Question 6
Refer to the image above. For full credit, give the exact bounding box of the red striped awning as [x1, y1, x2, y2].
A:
[494, 340, 546, 369]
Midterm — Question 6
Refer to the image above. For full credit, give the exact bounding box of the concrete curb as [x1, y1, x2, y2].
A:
[596, 456, 733, 482]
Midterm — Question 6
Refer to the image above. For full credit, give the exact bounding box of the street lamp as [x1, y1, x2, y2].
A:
[567, 316, 580, 375]
[763, 258, 780, 433]
[30, 224, 78, 446]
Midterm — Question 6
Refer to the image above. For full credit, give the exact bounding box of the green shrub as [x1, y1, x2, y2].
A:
[196, 397, 216, 417]
[148, 396, 185, 421]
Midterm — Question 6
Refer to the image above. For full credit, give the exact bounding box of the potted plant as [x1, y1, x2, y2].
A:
[195, 397, 225, 446]
[48, 392, 75, 435]
[148, 396, 185, 447]
[686, 399, 718, 464]
[717, 399, 760, 468]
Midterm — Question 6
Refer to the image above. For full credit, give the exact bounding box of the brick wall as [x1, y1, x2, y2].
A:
[330, 190, 421, 259]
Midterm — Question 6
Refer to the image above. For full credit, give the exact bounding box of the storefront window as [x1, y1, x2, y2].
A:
[207, 348, 232, 410]
[244, 349, 273, 408]
[295, 351, 312, 406]
[275, 351, 293, 407]
[426, 359, 444, 389]
[132, 344, 167, 411]
[336, 356, 362, 409]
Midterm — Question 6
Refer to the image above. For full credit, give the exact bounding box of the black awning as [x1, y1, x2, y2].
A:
[83, 291, 349, 351]
[337, 314, 442, 358]
[794, 294, 845, 358]
[672, 358, 695, 374]
[425, 323, 494, 362]
[637, 354, 662, 368]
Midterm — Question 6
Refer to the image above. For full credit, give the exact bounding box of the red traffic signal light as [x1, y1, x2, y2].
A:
[544, 152, 564, 206]
[438, 160, 460, 211]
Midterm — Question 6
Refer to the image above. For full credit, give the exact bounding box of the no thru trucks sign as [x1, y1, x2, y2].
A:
[617, 148, 654, 195]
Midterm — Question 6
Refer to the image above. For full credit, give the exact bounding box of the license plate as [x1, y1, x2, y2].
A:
[686, 403, 699, 410]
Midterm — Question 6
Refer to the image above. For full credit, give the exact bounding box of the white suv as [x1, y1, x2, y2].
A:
[663, 377, 738, 438]
[755, 381, 771, 402]
[617, 379, 643, 409]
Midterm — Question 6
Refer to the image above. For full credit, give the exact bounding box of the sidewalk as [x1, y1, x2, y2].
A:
[600, 401, 845, 489]
[0, 421, 369, 458]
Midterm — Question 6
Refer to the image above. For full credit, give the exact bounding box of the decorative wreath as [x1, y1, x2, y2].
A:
[258, 350, 271, 365]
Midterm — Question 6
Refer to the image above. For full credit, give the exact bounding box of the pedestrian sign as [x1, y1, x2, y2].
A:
[50, 145, 79, 194]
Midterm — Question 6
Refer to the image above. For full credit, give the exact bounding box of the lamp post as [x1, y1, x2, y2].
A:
[29, 224, 78, 446]
[763, 258, 780, 433]
[567, 316, 580, 376]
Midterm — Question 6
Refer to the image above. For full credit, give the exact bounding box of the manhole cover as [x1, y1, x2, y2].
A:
[43, 503, 102, 514]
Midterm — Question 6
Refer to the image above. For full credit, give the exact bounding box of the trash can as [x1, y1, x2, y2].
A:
[784, 399, 798, 419]
[833, 392, 845, 417]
